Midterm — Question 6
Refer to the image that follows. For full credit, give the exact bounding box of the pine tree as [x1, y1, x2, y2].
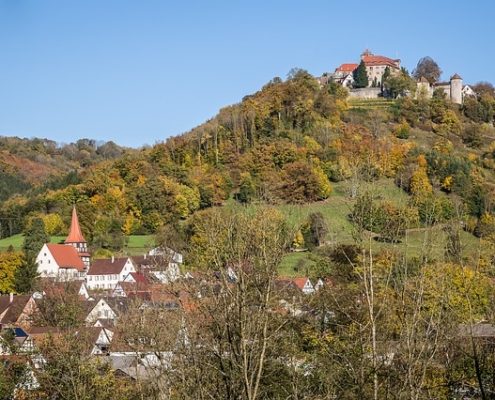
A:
[15, 218, 48, 293]
[14, 257, 39, 294]
[353, 60, 369, 88]
[22, 218, 49, 260]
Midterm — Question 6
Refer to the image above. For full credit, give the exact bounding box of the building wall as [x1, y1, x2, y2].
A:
[36, 244, 59, 277]
[450, 78, 463, 104]
[365, 65, 399, 87]
[36, 244, 84, 280]
[86, 258, 136, 290]
[86, 300, 117, 323]
[348, 87, 382, 99]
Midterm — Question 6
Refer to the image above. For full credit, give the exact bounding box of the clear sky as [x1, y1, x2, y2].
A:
[1, 0, 494, 147]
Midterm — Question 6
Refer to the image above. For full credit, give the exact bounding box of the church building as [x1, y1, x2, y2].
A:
[35, 206, 90, 280]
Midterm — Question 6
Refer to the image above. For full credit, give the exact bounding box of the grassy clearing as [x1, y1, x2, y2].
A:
[279, 251, 316, 277]
[348, 98, 396, 110]
[274, 178, 484, 274]
[0, 234, 156, 254]
[0, 234, 65, 251]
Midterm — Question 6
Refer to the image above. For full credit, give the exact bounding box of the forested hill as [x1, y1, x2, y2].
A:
[1, 69, 495, 247]
[0, 137, 130, 202]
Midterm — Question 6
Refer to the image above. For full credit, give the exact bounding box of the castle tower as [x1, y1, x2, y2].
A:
[450, 73, 463, 105]
[416, 76, 433, 99]
[65, 206, 90, 269]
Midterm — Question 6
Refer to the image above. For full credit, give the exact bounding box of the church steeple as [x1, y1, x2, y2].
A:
[65, 206, 86, 244]
[64, 206, 90, 269]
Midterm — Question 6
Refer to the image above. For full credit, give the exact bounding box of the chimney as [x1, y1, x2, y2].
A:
[144, 253, 147, 260]
[9, 293, 14, 303]
[111, 256, 114, 263]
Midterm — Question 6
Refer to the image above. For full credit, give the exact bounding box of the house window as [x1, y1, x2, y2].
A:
[48, 260, 50, 264]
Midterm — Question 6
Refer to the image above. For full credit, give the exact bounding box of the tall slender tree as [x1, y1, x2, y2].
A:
[14, 218, 48, 293]
[353, 61, 369, 88]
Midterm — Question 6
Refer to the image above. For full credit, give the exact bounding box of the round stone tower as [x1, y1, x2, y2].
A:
[450, 73, 463, 105]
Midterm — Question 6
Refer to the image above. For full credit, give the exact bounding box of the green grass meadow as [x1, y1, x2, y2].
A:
[0, 234, 155, 255]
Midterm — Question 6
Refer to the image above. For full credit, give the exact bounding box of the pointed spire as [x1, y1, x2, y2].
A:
[65, 206, 86, 244]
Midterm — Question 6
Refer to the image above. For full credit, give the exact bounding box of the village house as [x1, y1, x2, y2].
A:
[85, 297, 129, 325]
[86, 257, 136, 290]
[0, 294, 38, 329]
[276, 277, 316, 295]
[112, 272, 151, 298]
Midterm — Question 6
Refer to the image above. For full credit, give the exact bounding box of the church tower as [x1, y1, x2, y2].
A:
[65, 206, 90, 269]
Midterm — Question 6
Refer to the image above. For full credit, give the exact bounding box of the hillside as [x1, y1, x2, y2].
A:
[1, 70, 495, 262]
[0, 136, 131, 203]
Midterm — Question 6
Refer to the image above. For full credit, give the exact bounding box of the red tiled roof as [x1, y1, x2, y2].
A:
[335, 63, 358, 73]
[361, 54, 400, 68]
[291, 277, 310, 290]
[88, 258, 130, 275]
[276, 277, 311, 291]
[65, 206, 86, 244]
[128, 272, 149, 284]
[47, 244, 85, 271]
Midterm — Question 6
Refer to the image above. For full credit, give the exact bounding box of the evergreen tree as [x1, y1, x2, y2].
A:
[353, 60, 369, 88]
[22, 218, 49, 260]
[382, 66, 391, 86]
[15, 218, 48, 293]
[14, 257, 39, 294]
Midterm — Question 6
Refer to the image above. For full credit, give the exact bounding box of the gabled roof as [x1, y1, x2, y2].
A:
[0, 295, 32, 324]
[291, 277, 312, 290]
[335, 63, 358, 73]
[275, 277, 313, 292]
[126, 272, 149, 284]
[361, 54, 400, 68]
[46, 243, 85, 271]
[87, 258, 130, 275]
[65, 206, 86, 244]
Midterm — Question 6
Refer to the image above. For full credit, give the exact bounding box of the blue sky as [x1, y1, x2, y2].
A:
[1, 0, 494, 147]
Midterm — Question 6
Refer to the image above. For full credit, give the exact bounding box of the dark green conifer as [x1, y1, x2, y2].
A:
[353, 60, 369, 88]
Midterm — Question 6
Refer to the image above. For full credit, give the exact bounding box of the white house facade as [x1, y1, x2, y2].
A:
[86, 257, 136, 290]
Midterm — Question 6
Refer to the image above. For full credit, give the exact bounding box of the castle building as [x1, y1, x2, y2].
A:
[360, 49, 401, 87]
[416, 73, 472, 105]
[331, 50, 401, 88]
[323, 50, 473, 103]
[64, 206, 91, 269]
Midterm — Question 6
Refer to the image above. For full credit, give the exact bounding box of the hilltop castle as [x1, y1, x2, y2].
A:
[321, 49, 474, 104]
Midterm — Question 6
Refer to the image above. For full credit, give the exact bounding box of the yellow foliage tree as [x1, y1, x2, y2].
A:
[0, 252, 24, 293]
[312, 165, 333, 199]
[41, 213, 66, 236]
[292, 229, 305, 249]
[410, 157, 432, 199]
